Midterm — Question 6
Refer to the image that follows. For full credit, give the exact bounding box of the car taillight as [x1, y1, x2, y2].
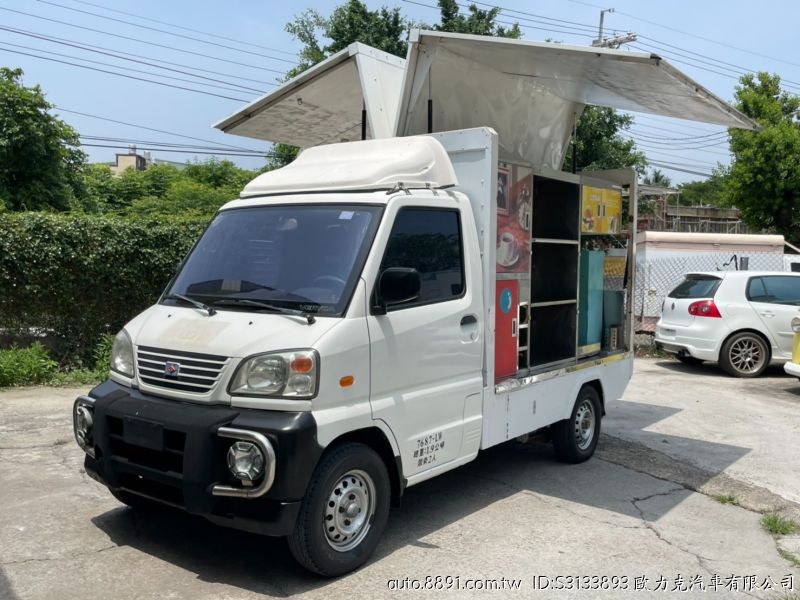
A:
[688, 300, 722, 318]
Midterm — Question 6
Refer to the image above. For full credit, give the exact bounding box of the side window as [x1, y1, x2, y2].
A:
[761, 276, 800, 305]
[381, 208, 465, 308]
[747, 277, 768, 302]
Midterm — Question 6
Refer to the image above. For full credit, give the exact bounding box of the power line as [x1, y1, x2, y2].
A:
[0, 25, 270, 93]
[0, 40, 258, 95]
[639, 35, 800, 90]
[36, 0, 298, 65]
[0, 46, 251, 102]
[0, 5, 289, 75]
[646, 161, 713, 178]
[0, 24, 276, 87]
[66, 0, 297, 57]
[54, 107, 261, 152]
[401, 0, 595, 40]
[81, 142, 271, 158]
[80, 135, 267, 154]
[466, 0, 612, 34]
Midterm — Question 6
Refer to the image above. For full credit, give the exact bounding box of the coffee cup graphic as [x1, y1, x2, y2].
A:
[497, 232, 519, 266]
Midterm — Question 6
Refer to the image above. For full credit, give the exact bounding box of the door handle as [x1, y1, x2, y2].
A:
[460, 314, 478, 326]
[761, 312, 775, 318]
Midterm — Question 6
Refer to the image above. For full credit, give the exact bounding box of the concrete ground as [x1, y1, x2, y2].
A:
[2, 360, 799, 599]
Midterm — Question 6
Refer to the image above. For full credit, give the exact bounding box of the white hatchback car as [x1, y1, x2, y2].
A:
[655, 271, 800, 377]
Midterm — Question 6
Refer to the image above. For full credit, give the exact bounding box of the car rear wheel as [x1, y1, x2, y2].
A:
[552, 385, 601, 463]
[719, 332, 769, 378]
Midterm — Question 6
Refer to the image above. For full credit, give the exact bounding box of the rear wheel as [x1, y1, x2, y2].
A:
[288, 443, 390, 576]
[719, 331, 769, 378]
[552, 385, 601, 464]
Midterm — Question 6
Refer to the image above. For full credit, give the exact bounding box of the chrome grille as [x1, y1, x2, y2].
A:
[136, 346, 229, 393]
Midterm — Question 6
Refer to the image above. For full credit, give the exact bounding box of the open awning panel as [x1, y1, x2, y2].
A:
[214, 43, 405, 148]
[396, 31, 758, 169]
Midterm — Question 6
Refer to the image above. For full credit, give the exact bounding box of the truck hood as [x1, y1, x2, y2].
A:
[125, 304, 340, 358]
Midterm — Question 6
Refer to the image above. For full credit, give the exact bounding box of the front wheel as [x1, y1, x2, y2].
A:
[288, 443, 390, 576]
[552, 385, 602, 464]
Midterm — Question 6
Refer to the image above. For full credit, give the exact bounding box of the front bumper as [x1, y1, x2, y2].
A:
[78, 380, 321, 537]
[784, 361, 800, 378]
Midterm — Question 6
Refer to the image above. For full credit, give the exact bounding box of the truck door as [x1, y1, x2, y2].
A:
[366, 196, 483, 478]
[746, 275, 800, 358]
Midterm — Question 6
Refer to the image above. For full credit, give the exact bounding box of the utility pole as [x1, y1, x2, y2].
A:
[591, 7, 637, 49]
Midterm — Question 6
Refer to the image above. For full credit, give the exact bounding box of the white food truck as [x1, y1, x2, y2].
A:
[73, 31, 756, 575]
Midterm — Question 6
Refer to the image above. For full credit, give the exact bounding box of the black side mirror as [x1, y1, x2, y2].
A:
[375, 267, 421, 313]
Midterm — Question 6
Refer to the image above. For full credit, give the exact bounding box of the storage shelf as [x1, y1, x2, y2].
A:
[531, 299, 577, 308]
[531, 238, 579, 245]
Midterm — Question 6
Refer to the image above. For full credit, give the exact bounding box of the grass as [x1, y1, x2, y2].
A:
[761, 512, 800, 536]
[778, 547, 800, 569]
[712, 493, 739, 506]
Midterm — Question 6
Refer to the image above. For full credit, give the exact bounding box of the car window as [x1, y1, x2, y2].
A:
[748, 276, 800, 305]
[381, 208, 464, 309]
[668, 275, 721, 299]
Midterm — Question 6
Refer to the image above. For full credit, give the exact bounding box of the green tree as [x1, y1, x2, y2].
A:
[0, 68, 86, 211]
[563, 107, 646, 173]
[678, 168, 729, 206]
[726, 72, 800, 240]
[436, 0, 521, 38]
[642, 168, 672, 188]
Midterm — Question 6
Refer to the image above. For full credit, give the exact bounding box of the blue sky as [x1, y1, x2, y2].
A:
[1, 0, 797, 185]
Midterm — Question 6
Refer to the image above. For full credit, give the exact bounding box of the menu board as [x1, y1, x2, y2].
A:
[496, 162, 532, 274]
[581, 186, 621, 234]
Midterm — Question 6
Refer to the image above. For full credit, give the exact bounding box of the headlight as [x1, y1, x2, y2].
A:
[73, 396, 95, 457]
[229, 350, 319, 398]
[111, 329, 134, 377]
[792, 317, 800, 333]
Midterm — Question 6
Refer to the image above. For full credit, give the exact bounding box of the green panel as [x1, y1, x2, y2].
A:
[578, 251, 605, 346]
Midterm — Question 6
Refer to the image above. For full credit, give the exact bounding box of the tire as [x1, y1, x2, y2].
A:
[676, 354, 703, 366]
[288, 443, 390, 576]
[552, 385, 602, 464]
[719, 331, 769, 378]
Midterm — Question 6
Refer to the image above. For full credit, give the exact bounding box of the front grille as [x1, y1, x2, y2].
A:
[106, 414, 187, 507]
[136, 345, 229, 393]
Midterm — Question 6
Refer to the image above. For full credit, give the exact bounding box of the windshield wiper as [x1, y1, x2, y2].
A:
[164, 293, 217, 316]
[211, 298, 316, 324]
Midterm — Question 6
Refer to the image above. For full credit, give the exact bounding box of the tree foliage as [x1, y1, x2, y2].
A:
[0, 68, 86, 211]
[642, 168, 672, 188]
[726, 72, 800, 240]
[677, 169, 729, 206]
[435, 0, 521, 38]
[563, 107, 646, 173]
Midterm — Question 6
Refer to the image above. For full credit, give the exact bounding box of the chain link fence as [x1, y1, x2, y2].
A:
[634, 251, 799, 334]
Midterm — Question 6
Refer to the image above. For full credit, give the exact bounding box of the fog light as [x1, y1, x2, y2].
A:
[73, 397, 95, 457]
[226, 441, 265, 483]
[792, 317, 800, 333]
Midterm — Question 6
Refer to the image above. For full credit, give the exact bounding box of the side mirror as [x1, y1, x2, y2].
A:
[375, 267, 421, 312]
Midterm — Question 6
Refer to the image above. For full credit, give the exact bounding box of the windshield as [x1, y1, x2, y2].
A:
[166, 204, 383, 316]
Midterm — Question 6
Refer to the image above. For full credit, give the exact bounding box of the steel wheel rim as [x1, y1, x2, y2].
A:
[323, 469, 376, 552]
[729, 336, 765, 374]
[574, 399, 595, 450]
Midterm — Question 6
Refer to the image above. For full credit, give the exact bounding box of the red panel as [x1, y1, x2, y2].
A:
[495, 280, 519, 380]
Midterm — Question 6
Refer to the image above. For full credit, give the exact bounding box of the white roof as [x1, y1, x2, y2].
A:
[240, 135, 457, 198]
[214, 43, 405, 147]
[396, 30, 758, 169]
